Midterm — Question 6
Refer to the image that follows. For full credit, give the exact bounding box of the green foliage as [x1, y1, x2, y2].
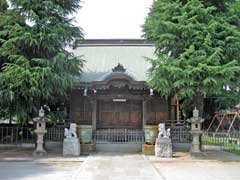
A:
[0, 0, 84, 124]
[143, 0, 240, 115]
[0, 0, 8, 11]
[236, 114, 240, 122]
[202, 134, 240, 147]
[47, 110, 66, 125]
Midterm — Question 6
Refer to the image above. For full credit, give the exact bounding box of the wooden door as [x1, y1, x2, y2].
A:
[97, 100, 142, 129]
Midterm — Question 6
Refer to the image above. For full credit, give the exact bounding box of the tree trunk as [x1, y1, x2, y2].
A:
[192, 92, 204, 118]
[9, 113, 12, 124]
[9, 104, 13, 124]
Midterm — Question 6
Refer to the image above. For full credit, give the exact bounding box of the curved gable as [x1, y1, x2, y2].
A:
[73, 39, 155, 82]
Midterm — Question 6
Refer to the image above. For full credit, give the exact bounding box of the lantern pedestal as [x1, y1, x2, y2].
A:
[188, 107, 205, 155]
[32, 114, 48, 157]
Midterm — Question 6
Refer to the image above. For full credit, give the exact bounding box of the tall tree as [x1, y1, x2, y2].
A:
[143, 0, 240, 117]
[0, 0, 27, 122]
[0, 0, 83, 124]
[0, 0, 8, 11]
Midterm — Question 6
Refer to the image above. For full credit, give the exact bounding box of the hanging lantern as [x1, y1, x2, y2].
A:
[150, 88, 154, 96]
[84, 88, 88, 96]
[39, 106, 45, 117]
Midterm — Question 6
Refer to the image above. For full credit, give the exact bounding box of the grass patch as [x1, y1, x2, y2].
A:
[224, 149, 240, 156]
[201, 135, 240, 148]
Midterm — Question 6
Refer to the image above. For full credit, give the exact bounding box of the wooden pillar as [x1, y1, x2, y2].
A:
[170, 96, 180, 126]
[176, 98, 180, 123]
[142, 100, 147, 129]
[92, 99, 97, 130]
[170, 97, 176, 127]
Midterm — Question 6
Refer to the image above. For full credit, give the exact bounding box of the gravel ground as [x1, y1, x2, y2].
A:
[148, 151, 240, 180]
[0, 147, 85, 180]
[0, 161, 81, 180]
[154, 161, 240, 180]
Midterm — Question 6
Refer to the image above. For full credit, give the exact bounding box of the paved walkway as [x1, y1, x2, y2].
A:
[70, 153, 162, 180]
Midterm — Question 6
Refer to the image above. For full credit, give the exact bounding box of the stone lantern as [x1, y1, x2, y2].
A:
[33, 107, 48, 157]
[187, 107, 205, 154]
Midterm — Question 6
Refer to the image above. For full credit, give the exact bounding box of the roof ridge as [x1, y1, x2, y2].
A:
[76, 39, 154, 46]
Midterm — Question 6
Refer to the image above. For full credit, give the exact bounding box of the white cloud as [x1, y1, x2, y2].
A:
[75, 0, 153, 39]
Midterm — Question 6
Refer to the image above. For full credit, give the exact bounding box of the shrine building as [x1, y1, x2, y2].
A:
[70, 39, 179, 150]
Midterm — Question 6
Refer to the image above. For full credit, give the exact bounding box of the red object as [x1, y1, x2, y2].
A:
[207, 112, 239, 133]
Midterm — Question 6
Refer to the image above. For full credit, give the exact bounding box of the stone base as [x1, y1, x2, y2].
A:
[191, 151, 204, 158]
[155, 138, 172, 158]
[142, 144, 154, 155]
[81, 143, 96, 155]
[191, 143, 201, 154]
[63, 138, 80, 156]
[33, 150, 47, 157]
[96, 143, 141, 153]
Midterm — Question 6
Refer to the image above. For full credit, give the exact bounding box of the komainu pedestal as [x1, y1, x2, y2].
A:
[63, 138, 80, 156]
[63, 123, 80, 156]
[155, 123, 172, 158]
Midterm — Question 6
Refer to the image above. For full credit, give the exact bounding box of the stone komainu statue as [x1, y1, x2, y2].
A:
[63, 123, 80, 156]
[158, 123, 171, 139]
[64, 123, 77, 139]
[155, 123, 172, 158]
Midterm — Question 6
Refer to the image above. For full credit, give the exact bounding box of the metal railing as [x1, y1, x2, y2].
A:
[0, 125, 192, 146]
[201, 131, 240, 148]
[171, 126, 191, 143]
[0, 126, 35, 145]
[0, 126, 66, 146]
[94, 128, 144, 143]
[45, 127, 65, 141]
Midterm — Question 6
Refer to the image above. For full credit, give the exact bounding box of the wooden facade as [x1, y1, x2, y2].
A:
[70, 64, 177, 130]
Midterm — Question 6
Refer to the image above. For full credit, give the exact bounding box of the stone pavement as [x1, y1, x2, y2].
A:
[70, 153, 162, 180]
[69, 151, 240, 180]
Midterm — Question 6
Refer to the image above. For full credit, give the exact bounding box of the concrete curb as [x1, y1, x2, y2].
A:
[0, 159, 33, 162]
[0, 156, 88, 163]
[150, 159, 240, 163]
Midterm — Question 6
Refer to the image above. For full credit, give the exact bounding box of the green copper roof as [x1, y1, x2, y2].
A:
[73, 39, 156, 82]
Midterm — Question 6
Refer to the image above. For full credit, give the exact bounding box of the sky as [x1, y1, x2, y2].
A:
[75, 0, 154, 39]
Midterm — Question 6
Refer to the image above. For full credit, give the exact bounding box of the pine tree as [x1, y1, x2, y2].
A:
[0, 0, 84, 124]
[143, 0, 240, 117]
